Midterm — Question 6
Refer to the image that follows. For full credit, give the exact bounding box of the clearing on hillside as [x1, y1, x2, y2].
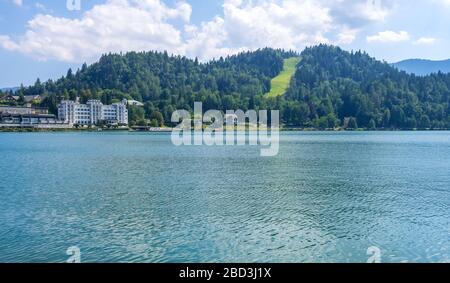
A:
[266, 57, 301, 98]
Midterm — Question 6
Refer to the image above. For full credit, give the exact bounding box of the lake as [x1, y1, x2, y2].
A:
[0, 131, 449, 263]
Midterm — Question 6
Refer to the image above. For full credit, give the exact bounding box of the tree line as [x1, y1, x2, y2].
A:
[1, 45, 449, 129]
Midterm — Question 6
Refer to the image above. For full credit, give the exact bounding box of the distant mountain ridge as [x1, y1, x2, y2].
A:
[392, 59, 450, 76]
[1, 87, 19, 93]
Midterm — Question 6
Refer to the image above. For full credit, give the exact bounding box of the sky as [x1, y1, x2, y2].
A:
[1, 0, 450, 87]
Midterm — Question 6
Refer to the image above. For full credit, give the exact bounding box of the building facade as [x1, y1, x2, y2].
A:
[58, 99, 128, 126]
[0, 106, 59, 127]
[0, 106, 48, 115]
[0, 113, 58, 125]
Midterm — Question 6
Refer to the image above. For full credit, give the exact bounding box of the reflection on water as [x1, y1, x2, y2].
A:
[0, 131, 449, 263]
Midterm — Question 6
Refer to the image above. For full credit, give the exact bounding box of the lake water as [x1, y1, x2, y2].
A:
[0, 131, 449, 263]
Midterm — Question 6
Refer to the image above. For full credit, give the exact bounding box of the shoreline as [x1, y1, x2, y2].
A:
[1, 127, 449, 133]
[0, 127, 130, 133]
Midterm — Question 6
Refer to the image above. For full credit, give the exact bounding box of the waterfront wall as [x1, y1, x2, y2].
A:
[0, 123, 73, 129]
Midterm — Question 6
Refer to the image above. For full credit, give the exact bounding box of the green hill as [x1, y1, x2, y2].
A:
[11, 45, 450, 129]
[285, 45, 450, 129]
[267, 57, 300, 97]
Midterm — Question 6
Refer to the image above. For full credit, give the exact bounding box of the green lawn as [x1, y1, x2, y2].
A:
[266, 57, 301, 98]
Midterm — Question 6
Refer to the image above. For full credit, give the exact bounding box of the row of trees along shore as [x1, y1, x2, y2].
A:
[1, 45, 449, 129]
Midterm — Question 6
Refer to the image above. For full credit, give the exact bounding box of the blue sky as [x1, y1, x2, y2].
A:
[1, 0, 450, 87]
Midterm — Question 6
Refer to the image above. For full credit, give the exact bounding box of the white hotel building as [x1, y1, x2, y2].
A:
[58, 99, 128, 126]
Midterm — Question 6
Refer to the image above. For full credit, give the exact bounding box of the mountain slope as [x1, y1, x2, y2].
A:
[393, 59, 450, 76]
[1, 87, 19, 93]
[267, 57, 300, 98]
[16, 48, 295, 123]
[284, 45, 450, 129]
[14, 45, 450, 129]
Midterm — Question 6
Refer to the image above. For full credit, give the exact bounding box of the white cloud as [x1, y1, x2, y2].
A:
[35, 2, 52, 13]
[195, 0, 333, 55]
[186, 0, 390, 60]
[13, 0, 23, 6]
[435, 0, 450, 6]
[414, 37, 437, 45]
[0, 35, 20, 50]
[0, 0, 393, 63]
[184, 16, 242, 60]
[329, 0, 391, 24]
[353, 0, 390, 22]
[0, 0, 191, 62]
[366, 30, 410, 43]
[336, 28, 359, 45]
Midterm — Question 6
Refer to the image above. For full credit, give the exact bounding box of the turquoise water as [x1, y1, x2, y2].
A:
[0, 131, 449, 263]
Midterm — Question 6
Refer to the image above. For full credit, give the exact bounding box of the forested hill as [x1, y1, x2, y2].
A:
[6, 48, 295, 126]
[2, 45, 450, 129]
[285, 45, 450, 129]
